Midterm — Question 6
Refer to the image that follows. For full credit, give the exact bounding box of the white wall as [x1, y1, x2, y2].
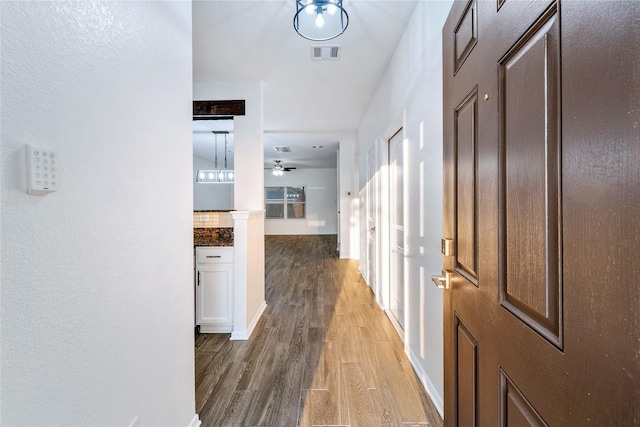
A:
[193, 82, 264, 212]
[193, 155, 234, 210]
[338, 138, 360, 259]
[0, 2, 197, 427]
[264, 168, 338, 235]
[357, 0, 453, 417]
[193, 81, 265, 343]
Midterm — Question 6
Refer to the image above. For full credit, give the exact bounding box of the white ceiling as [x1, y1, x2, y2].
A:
[192, 0, 418, 169]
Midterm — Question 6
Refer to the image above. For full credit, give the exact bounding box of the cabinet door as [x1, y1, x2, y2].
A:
[196, 265, 233, 331]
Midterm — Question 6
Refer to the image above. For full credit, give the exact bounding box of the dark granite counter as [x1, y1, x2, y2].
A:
[194, 227, 234, 246]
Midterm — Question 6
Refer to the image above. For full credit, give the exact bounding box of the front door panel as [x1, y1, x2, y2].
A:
[454, 87, 478, 285]
[499, 369, 547, 427]
[455, 314, 478, 426]
[498, 4, 562, 347]
[442, 0, 639, 424]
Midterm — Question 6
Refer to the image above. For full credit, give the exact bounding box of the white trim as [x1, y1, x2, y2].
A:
[230, 331, 248, 341]
[365, 144, 377, 291]
[231, 300, 267, 341]
[377, 273, 444, 421]
[384, 309, 405, 343]
[378, 117, 406, 316]
[230, 209, 265, 341]
[199, 323, 233, 333]
[378, 137, 390, 312]
[406, 346, 444, 419]
[230, 333, 245, 340]
[187, 414, 202, 427]
[231, 209, 263, 220]
[386, 119, 407, 334]
[384, 116, 404, 142]
[248, 300, 268, 336]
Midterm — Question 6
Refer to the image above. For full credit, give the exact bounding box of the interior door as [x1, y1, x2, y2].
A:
[366, 145, 377, 291]
[441, 0, 639, 424]
[389, 129, 405, 330]
[337, 151, 341, 255]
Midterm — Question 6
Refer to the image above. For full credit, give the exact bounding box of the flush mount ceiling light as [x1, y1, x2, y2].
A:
[294, 0, 349, 42]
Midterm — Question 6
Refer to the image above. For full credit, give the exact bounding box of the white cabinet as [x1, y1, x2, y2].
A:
[195, 246, 233, 333]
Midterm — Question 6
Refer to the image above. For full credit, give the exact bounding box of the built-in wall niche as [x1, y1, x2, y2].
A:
[193, 118, 234, 210]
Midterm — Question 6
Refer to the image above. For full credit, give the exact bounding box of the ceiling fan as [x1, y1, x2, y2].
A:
[270, 160, 296, 176]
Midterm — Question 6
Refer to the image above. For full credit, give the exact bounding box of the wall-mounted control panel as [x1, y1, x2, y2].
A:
[25, 144, 58, 195]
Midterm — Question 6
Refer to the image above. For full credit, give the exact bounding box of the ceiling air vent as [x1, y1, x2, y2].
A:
[273, 146, 291, 153]
[312, 46, 341, 60]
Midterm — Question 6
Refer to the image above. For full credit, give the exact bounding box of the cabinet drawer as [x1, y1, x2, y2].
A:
[196, 247, 234, 264]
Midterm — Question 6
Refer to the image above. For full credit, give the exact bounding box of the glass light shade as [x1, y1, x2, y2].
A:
[196, 169, 235, 183]
[305, 0, 314, 14]
[294, 0, 348, 41]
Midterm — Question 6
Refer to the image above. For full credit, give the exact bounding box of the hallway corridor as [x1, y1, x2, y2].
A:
[195, 235, 443, 426]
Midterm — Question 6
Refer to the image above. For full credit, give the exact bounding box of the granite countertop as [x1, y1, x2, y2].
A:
[194, 227, 234, 246]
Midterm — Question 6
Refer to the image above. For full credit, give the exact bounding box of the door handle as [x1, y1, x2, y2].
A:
[432, 271, 452, 290]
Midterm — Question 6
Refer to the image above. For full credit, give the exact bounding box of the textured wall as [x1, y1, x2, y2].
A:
[0, 2, 196, 426]
[356, 0, 453, 416]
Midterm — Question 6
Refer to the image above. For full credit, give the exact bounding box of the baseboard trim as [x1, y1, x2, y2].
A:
[384, 309, 444, 417]
[247, 300, 267, 337]
[199, 323, 232, 333]
[363, 271, 444, 420]
[230, 331, 247, 340]
[230, 300, 267, 341]
[406, 346, 444, 419]
[384, 309, 405, 343]
[187, 414, 201, 427]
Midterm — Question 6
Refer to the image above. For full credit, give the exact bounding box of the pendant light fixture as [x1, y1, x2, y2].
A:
[294, 0, 349, 41]
[196, 131, 234, 183]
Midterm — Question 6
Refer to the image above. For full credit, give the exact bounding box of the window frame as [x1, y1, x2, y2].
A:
[265, 185, 306, 219]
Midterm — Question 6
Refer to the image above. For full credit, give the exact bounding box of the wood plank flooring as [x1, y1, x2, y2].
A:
[195, 235, 443, 427]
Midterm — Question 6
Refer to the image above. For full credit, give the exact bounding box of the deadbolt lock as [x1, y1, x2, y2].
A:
[441, 238, 454, 256]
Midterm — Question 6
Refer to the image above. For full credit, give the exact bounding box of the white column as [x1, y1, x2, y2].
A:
[231, 210, 266, 340]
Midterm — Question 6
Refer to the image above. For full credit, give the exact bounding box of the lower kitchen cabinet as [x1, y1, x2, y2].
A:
[195, 246, 233, 333]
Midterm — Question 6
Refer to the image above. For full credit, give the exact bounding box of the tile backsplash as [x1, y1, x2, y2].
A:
[193, 211, 234, 228]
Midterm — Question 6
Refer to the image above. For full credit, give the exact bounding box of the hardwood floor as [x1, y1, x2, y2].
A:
[195, 235, 443, 427]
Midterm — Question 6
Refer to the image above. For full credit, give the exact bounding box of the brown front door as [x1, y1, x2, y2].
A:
[441, 0, 639, 424]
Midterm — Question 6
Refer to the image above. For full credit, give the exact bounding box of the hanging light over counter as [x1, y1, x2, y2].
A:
[294, 0, 348, 41]
[196, 131, 234, 183]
